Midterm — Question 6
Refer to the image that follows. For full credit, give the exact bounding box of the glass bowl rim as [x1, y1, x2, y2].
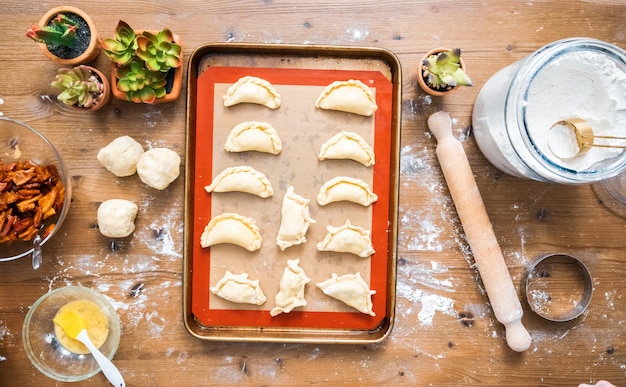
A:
[0, 116, 72, 262]
[22, 285, 121, 382]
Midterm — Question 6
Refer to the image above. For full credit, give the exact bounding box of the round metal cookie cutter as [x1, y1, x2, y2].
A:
[524, 253, 593, 322]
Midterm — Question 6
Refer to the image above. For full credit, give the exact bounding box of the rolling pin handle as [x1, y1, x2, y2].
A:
[505, 320, 532, 352]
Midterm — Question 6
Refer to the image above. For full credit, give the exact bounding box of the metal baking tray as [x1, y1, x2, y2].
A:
[183, 43, 401, 343]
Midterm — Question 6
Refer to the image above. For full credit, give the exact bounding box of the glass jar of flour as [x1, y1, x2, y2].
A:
[472, 38, 626, 184]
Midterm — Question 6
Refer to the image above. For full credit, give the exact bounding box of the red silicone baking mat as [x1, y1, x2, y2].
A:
[184, 43, 400, 343]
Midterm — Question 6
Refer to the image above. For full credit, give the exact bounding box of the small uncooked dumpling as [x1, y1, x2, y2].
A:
[276, 186, 316, 251]
[136, 148, 181, 190]
[97, 135, 144, 177]
[317, 272, 376, 316]
[317, 176, 378, 206]
[316, 220, 375, 258]
[205, 166, 273, 198]
[224, 121, 282, 155]
[270, 259, 310, 317]
[318, 131, 375, 166]
[315, 79, 378, 116]
[200, 212, 262, 251]
[210, 271, 267, 305]
[223, 76, 281, 109]
[97, 199, 138, 238]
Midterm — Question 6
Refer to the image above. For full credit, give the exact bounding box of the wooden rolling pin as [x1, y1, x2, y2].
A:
[428, 111, 531, 352]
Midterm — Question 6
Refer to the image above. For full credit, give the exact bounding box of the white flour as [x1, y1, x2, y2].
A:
[396, 139, 466, 330]
[473, 39, 626, 182]
[0, 320, 9, 361]
[41, 197, 184, 347]
[526, 50, 626, 170]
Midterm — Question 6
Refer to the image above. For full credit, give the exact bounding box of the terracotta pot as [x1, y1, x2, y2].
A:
[83, 66, 111, 111]
[417, 47, 468, 97]
[38, 6, 101, 66]
[55, 65, 111, 111]
[110, 31, 183, 104]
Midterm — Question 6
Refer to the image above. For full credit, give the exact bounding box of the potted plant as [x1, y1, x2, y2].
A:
[417, 48, 472, 96]
[51, 65, 111, 111]
[26, 6, 101, 66]
[102, 20, 183, 104]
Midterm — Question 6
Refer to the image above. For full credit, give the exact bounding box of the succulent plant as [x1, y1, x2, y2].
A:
[103, 20, 182, 103]
[26, 14, 78, 48]
[51, 65, 105, 108]
[136, 29, 182, 72]
[422, 48, 473, 91]
[115, 60, 168, 104]
[101, 20, 137, 66]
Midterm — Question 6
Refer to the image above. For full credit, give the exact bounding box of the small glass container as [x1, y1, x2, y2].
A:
[22, 286, 121, 382]
[472, 38, 626, 183]
[0, 117, 72, 263]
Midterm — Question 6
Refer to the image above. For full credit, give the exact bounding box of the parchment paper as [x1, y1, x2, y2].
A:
[207, 82, 376, 313]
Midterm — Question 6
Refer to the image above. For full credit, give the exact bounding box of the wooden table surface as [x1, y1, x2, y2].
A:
[1, 1, 625, 386]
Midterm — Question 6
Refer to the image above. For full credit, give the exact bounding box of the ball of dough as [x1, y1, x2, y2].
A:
[136, 148, 181, 190]
[97, 136, 145, 177]
[97, 199, 138, 238]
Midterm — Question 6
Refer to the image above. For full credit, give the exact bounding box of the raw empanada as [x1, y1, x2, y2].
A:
[205, 166, 273, 198]
[224, 121, 282, 155]
[200, 212, 262, 251]
[270, 259, 310, 317]
[316, 220, 375, 258]
[315, 79, 378, 116]
[276, 186, 316, 251]
[210, 271, 267, 305]
[317, 273, 376, 316]
[318, 131, 375, 166]
[317, 176, 378, 206]
[223, 76, 281, 109]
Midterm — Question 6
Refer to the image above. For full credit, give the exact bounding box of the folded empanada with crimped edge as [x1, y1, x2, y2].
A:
[200, 212, 262, 251]
[318, 131, 375, 166]
[317, 272, 376, 316]
[276, 186, 316, 251]
[317, 176, 378, 206]
[316, 220, 375, 258]
[270, 259, 310, 317]
[210, 271, 267, 305]
[205, 165, 273, 198]
[224, 121, 282, 155]
[223, 76, 281, 109]
[315, 79, 378, 116]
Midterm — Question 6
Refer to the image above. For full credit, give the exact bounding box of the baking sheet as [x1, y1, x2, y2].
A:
[184, 43, 401, 343]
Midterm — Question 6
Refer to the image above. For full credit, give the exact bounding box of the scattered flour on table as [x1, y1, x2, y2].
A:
[261, 31, 283, 44]
[138, 206, 183, 259]
[142, 109, 166, 129]
[394, 125, 509, 341]
[0, 320, 10, 361]
[43, 200, 184, 343]
[396, 264, 456, 327]
[395, 143, 459, 327]
[346, 23, 369, 42]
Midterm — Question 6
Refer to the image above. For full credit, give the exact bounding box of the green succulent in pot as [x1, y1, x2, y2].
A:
[51, 65, 111, 110]
[26, 14, 78, 48]
[26, 6, 101, 66]
[100, 20, 137, 66]
[102, 20, 183, 104]
[418, 48, 472, 96]
[115, 60, 168, 104]
[136, 29, 182, 72]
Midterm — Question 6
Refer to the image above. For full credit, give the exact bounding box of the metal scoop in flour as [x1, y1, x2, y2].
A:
[548, 118, 626, 159]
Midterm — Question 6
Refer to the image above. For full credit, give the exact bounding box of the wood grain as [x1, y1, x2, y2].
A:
[1, 1, 626, 386]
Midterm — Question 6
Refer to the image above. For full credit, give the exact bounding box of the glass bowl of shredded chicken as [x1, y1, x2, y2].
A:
[0, 117, 71, 267]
